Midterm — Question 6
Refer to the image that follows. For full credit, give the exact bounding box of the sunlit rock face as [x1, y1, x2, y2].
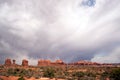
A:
[37, 59, 65, 66]
[74, 60, 101, 65]
[4, 58, 12, 66]
[55, 59, 64, 64]
[38, 59, 51, 66]
[22, 59, 28, 66]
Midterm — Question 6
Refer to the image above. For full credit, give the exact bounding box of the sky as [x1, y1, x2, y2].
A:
[0, 0, 120, 65]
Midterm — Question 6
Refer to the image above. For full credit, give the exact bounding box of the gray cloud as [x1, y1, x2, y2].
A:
[0, 0, 120, 65]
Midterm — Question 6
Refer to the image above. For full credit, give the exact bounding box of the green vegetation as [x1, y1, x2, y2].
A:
[85, 72, 96, 78]
[72, 71, 84, 77]
[7, 68, 14, 75]
[101, 68, 120, 80]
[101, 71, 109, 78]
[43, 67, 55, 78]
[7, 68, 30, 76]
[110, 68, 120, 80]
[72, 71, 85, 80]
[0, 65, 120, 80]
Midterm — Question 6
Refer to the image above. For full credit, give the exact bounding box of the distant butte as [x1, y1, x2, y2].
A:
[22, 59, 28, 66]
[3, 58, 118, 67]
[73, 60, 101, 65]
[38, 59, 65, 66]
[5, 58, 12, 66]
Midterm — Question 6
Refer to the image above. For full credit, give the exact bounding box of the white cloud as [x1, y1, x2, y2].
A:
[0, 0, 120, 64]
[91, 47, 120, 63]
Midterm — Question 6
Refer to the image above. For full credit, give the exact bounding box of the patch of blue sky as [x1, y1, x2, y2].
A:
[81, 0, 96, 7]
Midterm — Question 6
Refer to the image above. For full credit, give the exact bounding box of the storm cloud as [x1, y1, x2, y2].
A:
[0, 0, 120, 65]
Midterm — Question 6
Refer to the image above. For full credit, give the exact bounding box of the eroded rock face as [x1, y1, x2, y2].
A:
[22, 59, 28, 66]
[38, 60, 51, 66]
[55, 59, 64, 64]
[13, 59, 16, 65]
[38, 59, 65, 66]
[73, 60, 101, 65]
[5, 58, 12, 66]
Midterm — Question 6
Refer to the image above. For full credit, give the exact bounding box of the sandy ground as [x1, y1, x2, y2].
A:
[0, 76, 65, 80]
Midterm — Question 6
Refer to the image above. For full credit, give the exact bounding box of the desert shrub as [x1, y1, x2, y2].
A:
[86, 72, 96, 77]
[7, 68, 14, 75]
[64, 71, 69, 76]
[101, 72, 109, 80]
[14, 68, 20, 72]
[43, 67, 55, 78]
[19, 69, 28, 76]
[26, 69, 33, 78]
[101, 71, 109, 77]
[54, 68, 65, 78]
[72, 71, 85, 77]
[110, 68, 120, 80]
[7, 68, 31, 77]
[18, 76, 25, 80]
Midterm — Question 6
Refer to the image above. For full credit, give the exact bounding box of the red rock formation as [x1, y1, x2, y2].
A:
[74, 60, 87, 65]
[38, 59, 51, 66]
[74, 60, 101, 66]
[12, 59, 16, 65]
[22, 59, 28, 66]
[55, 59, 64, 64]
[5, 58, 12, 66]
[38, 59, 65, 66]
